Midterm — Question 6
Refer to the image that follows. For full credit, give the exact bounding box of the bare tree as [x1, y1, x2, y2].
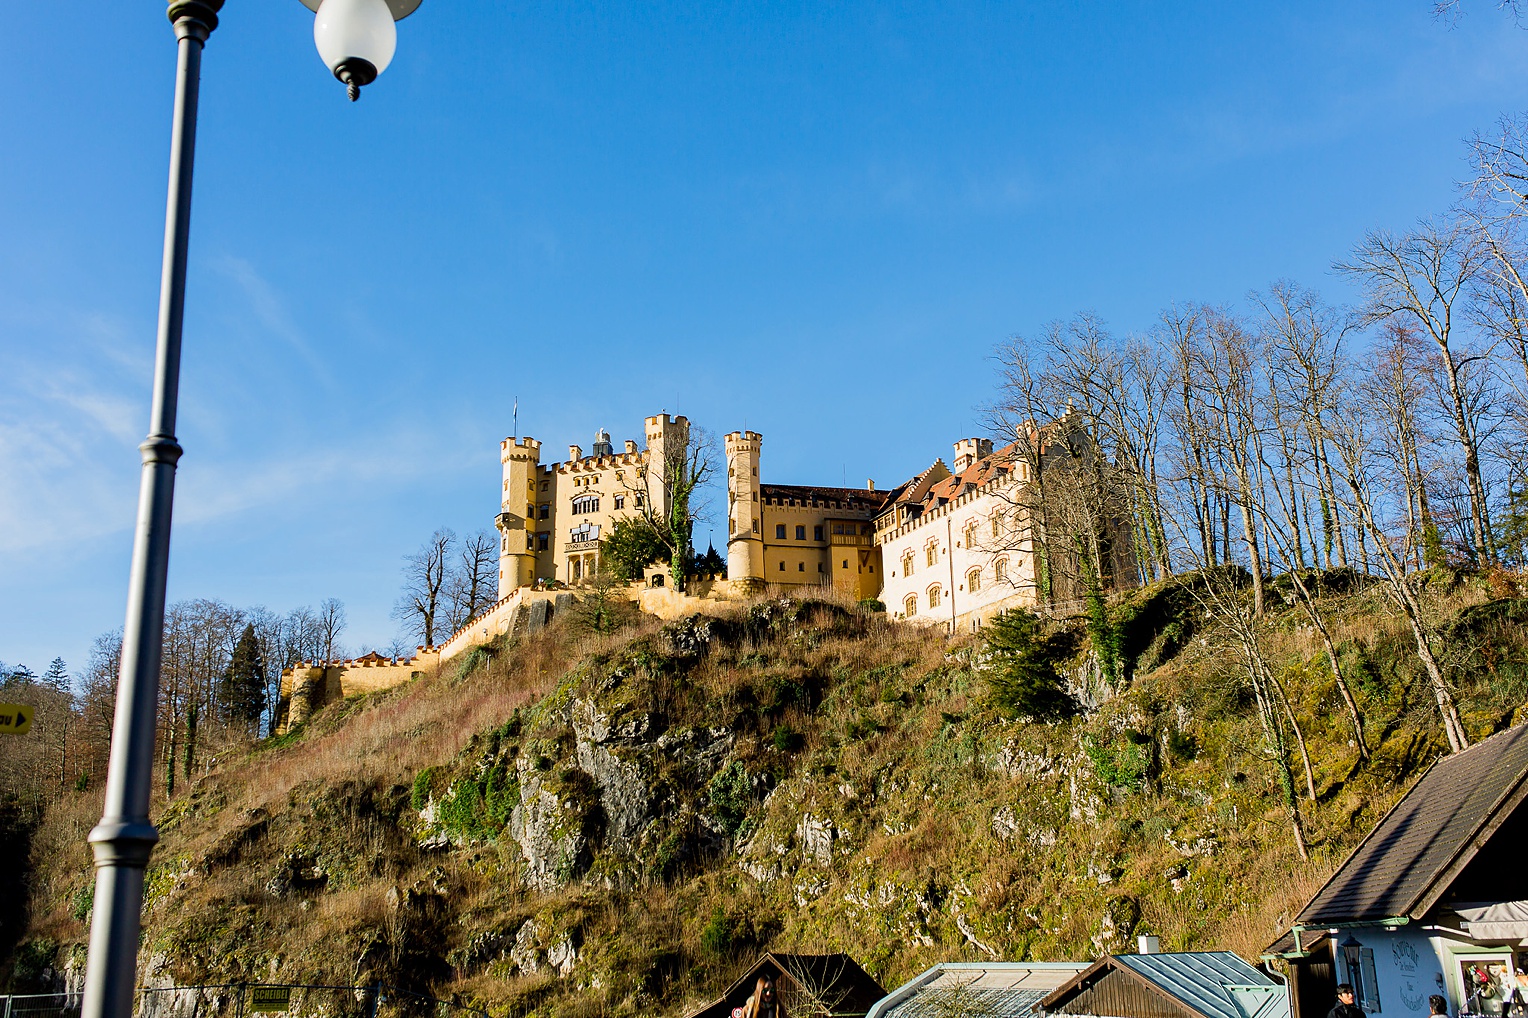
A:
[444, 529, 498, 631]
[1339, 222, 1496, 563]
[316, 598, 347, 664]
[393, 528, 455, 648]
[1329, 415, 1470, 752]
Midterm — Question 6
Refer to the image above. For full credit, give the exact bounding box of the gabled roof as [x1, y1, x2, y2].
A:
[1040, 952, 1287, 1018]
[868, 962, 1088, 1018]
[1282, 723, 1528, 933]
[683, 952, 887, 1018]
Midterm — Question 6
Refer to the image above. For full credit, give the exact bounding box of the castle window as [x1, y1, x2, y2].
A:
[928, 585, 941, 609]
[776, 524, 787, 539]
[541, 480, 549, 491]
[502, 536, 508, 553]
[635, 492, 645, 508]
[527, 503, 535, 518]
[572, 495, 599, 515]
[537, 532, 550, 551]
[752, 520, 760, 533]
[526, 533, 535, 551]
[818, 562, 824, 572]
[779, 561, 785, 571]
[842, 560, 848, 568]
[926, 543, 938, 567]
[904, 594, 918, 617]
[902, 551, 915, 576]
[539, 503, 550, 520]
[614, 494, 625, 510]
[795, 525, 806, 541]
[967, 568, 981, 593]
[992, 515, 1001, 537]
[814, 525, 824, 541]
[799, 562, 805, 571]
[964, 522, 977, 548]
[995, 558, 1008, 582]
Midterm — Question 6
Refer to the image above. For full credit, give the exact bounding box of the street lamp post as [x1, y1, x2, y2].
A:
[81, 4, 421, 1018]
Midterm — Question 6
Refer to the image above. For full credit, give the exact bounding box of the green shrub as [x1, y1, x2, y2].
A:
[70, 886, 93, 922]
[699, 906, 735, 956]
[772, 724, 804, 753]
[411, 766, 438, 811]
[708, 761, 755, 837]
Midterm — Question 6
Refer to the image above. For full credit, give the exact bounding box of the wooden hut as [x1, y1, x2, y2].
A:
[1037, 951, 1290, 1018]
[685, 953, 888, 1018]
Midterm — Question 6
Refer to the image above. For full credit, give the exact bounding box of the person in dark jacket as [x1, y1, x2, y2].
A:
[1328, 984, 1365, 1018]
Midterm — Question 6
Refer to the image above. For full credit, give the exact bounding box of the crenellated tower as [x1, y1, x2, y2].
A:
[724, 430, 764, 586]
[951, 437, 994, 473]
[497, 437, 542, 598]
[644, 413, 690, 520]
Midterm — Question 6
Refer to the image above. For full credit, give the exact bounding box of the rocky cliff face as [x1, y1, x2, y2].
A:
[16, 583, 1523, 1018]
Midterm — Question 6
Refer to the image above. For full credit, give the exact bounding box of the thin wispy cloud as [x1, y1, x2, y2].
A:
[213, 255, 333, 386]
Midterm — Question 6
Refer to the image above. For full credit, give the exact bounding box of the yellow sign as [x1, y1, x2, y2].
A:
[250, 987, 291, 1013]
[0, 704, 33, 735]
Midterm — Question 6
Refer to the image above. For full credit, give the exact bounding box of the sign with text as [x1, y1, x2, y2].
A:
[0, 704, 33, 735]
[250, 987, 291, 1013]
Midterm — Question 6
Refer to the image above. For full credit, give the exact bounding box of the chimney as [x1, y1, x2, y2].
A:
[867, 479, 875, 491]
[569, 444, 583, 461]
[1137, 935, 1160, 955]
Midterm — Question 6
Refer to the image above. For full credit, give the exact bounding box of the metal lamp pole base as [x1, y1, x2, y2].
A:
[80, 4, 222, 1018]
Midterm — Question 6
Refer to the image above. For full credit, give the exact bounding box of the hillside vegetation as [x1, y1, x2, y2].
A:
[13, 571, 1528, 1017]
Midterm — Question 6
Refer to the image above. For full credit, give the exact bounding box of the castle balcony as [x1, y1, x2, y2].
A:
[830, 533, 873, 547]
[496, 511, 522, 531]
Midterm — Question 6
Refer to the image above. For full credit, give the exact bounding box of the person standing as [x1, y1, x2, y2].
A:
[1328, 984, 1365, 1018]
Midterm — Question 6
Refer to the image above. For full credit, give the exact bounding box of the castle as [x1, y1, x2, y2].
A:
[488, 408, 1133, 624]
[276, 408, 1134, 731]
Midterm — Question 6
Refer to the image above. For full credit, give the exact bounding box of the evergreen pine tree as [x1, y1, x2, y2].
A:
[43, 658, 71, 694]
[221, 623, 266, 735]
[980, 609, 1078, 722]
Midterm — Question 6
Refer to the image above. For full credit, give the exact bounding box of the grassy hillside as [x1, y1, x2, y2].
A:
[14, 572, 1528, 1017]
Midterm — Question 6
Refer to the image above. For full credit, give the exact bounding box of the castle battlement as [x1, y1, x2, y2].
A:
[725, 430, 762, 447]
[502, 436, 542, 460]
[553, 450, 645, 474]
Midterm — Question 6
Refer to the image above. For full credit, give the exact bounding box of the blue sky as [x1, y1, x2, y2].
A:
[2, 2, 1526, 673]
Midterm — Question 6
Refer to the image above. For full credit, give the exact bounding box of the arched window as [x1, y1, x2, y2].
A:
[904, 594, 918, 617]
[902, 550, 915, 576]
[967, 568, 981, 593]
[925, 542, 938, 567]
[963, 522, 977, 548]
[995, 558, 1008, 583]
[572, 494, 600, 515]
[991, 514, 1001, 538]
[927, 585, 941, 609]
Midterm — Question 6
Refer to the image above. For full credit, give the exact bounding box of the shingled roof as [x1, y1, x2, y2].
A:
[1288, 723, 1528, 930]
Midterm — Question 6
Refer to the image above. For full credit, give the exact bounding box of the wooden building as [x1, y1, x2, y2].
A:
[1037, 951, 1290, 1018]
[1263, 723, 1528, 1018]
[684, 953, 888, 1018]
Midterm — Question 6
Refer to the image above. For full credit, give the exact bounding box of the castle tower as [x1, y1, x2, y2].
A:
[644, 413, 690, 520]
[724, 430, 764, 586]
[951, 437, 994, 474]
[497, 437, 542, 599]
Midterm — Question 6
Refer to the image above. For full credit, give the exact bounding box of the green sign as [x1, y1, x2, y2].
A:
[0, 704, 33, 735]
[250, 987, 291, 1013]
